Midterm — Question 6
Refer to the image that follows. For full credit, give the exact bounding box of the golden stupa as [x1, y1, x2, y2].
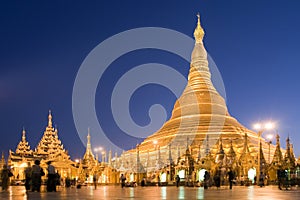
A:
[118, 15, 282, 181]
[136, 14, 261, 153]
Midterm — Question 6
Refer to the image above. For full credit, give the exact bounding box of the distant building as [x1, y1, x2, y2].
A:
[7, 111, 77, 181]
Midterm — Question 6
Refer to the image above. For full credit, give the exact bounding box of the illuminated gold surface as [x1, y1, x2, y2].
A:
[120, 15, 289, 177]
[194, 13, 205, 43]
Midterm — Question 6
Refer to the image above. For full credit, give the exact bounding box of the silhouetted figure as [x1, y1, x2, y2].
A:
[259, 172, 264, 187]
[47, 161, 56, 192]
[228, 170, 234, 190]
[204, 171, 210, 189]
[24, 162, 32, 191]
[214, 170, 221, 189]
[277, 169, 282, 190]
[1, 165, 13, 191]
[176, 175, 180, 187]
[157, 175, 161, 186]
[141, 177, 146, 187]
[31, 160, 44, 192]
[93, 173, 97, 189]
[240, 175, 245, 186]
[120, 174, 126, 188]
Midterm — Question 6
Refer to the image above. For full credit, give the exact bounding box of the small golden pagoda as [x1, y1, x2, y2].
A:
[8, 111, 77, 181]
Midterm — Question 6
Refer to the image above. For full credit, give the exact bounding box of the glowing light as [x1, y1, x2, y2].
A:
[19, 162, 27, 168]
[253, 123, 262, 130]
[75, 159, 79, 163]
[248, 168, 256, 183]
[265, 122, 274, 130]
[178, 170, 185, 179]
[153, 140, 158, 145]
[161, 173, 167, 182]
[94, 147, 103, 152]
[198, 169, 206, 181]
[130, 173, 134, 182]
[266, 134, 273, 140]
[253, 122, 275, 131]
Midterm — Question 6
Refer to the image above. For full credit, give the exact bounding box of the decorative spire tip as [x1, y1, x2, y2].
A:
[194, 12, 205, 43]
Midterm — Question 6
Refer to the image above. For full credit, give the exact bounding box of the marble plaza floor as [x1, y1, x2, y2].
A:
[1, 185, 300, 200]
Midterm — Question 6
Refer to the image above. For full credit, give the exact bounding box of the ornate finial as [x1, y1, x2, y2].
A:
[194, 13, 205, 43]
[22, 128, 26, 141]
[48, 110, 53, 128]
[276, 134, 280, 144]
[87, 128, 91, 146]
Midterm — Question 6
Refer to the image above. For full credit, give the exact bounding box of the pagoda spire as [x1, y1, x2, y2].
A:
[87, 128, 91, 151]
[15, 128, 32, 156]
[271, 134, 283, 166]
[194, 13, 205, 43]
[228, 140, 236, 156]
[283, 136, 296, 169]
[197, 144, 201, 162]
[82, 128, 96, 167]
[0, 152, 5, 169]
[259, 141, 267, 172]
[22, 127, 26, 142]
[216, 137, 225, 166]
[205, 135, 210, 155]
[48, 110, 53, 128]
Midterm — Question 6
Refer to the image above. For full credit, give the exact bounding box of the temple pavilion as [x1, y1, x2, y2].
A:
[7, 111, 78, 181]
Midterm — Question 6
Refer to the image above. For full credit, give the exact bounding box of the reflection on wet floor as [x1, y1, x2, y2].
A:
[1, 185, 300, 200]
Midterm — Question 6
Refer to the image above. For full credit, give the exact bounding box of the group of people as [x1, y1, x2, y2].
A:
[204, 170, 235, 189]
[277, 169, 288, 190]
[15, 160, 59, 192]
[0, 164, 13, 191]
[1, 160, 62, 192]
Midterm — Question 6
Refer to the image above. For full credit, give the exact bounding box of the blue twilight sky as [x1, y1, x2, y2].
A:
[1, 1, 300, 159]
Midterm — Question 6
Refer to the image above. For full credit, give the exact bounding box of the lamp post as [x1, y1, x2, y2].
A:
[266, 134, 273, 164]
[253, 122, 274, 180]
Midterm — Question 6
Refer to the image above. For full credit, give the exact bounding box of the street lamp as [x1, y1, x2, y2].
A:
[266, 134, 273, 164]
[253, 122, 274, 180]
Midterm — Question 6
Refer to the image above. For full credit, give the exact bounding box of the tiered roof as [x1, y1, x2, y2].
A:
[35, 111, 70, 161]
[15, 128, 32, 156]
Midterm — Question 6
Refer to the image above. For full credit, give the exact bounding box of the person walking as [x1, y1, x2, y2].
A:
[259, 172, 265, 187]
[120, 174, 126, 188]
[31, 160, 44, 192]
[204, 171, 210, 189]
[24, 162, 32, 191]
[46, 161, 56, 192]
[157, 175, 161, 186]
[175, 175, 180, 187]
[93, 172, 97, 189]
[141, 177, 146, 187]
[214, 170, 221, 189]
[228, 169, 234, 190]
[1, 165, 13, 191]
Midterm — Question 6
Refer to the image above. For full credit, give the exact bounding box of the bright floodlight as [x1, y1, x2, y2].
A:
[94, 147, 103, 152]
[265, 122, 274, 130]
[153, 140, 158, 145]
[75, 159, 79, 163]
[267, 134, 273, 140]
[253, 123, 262, 130]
